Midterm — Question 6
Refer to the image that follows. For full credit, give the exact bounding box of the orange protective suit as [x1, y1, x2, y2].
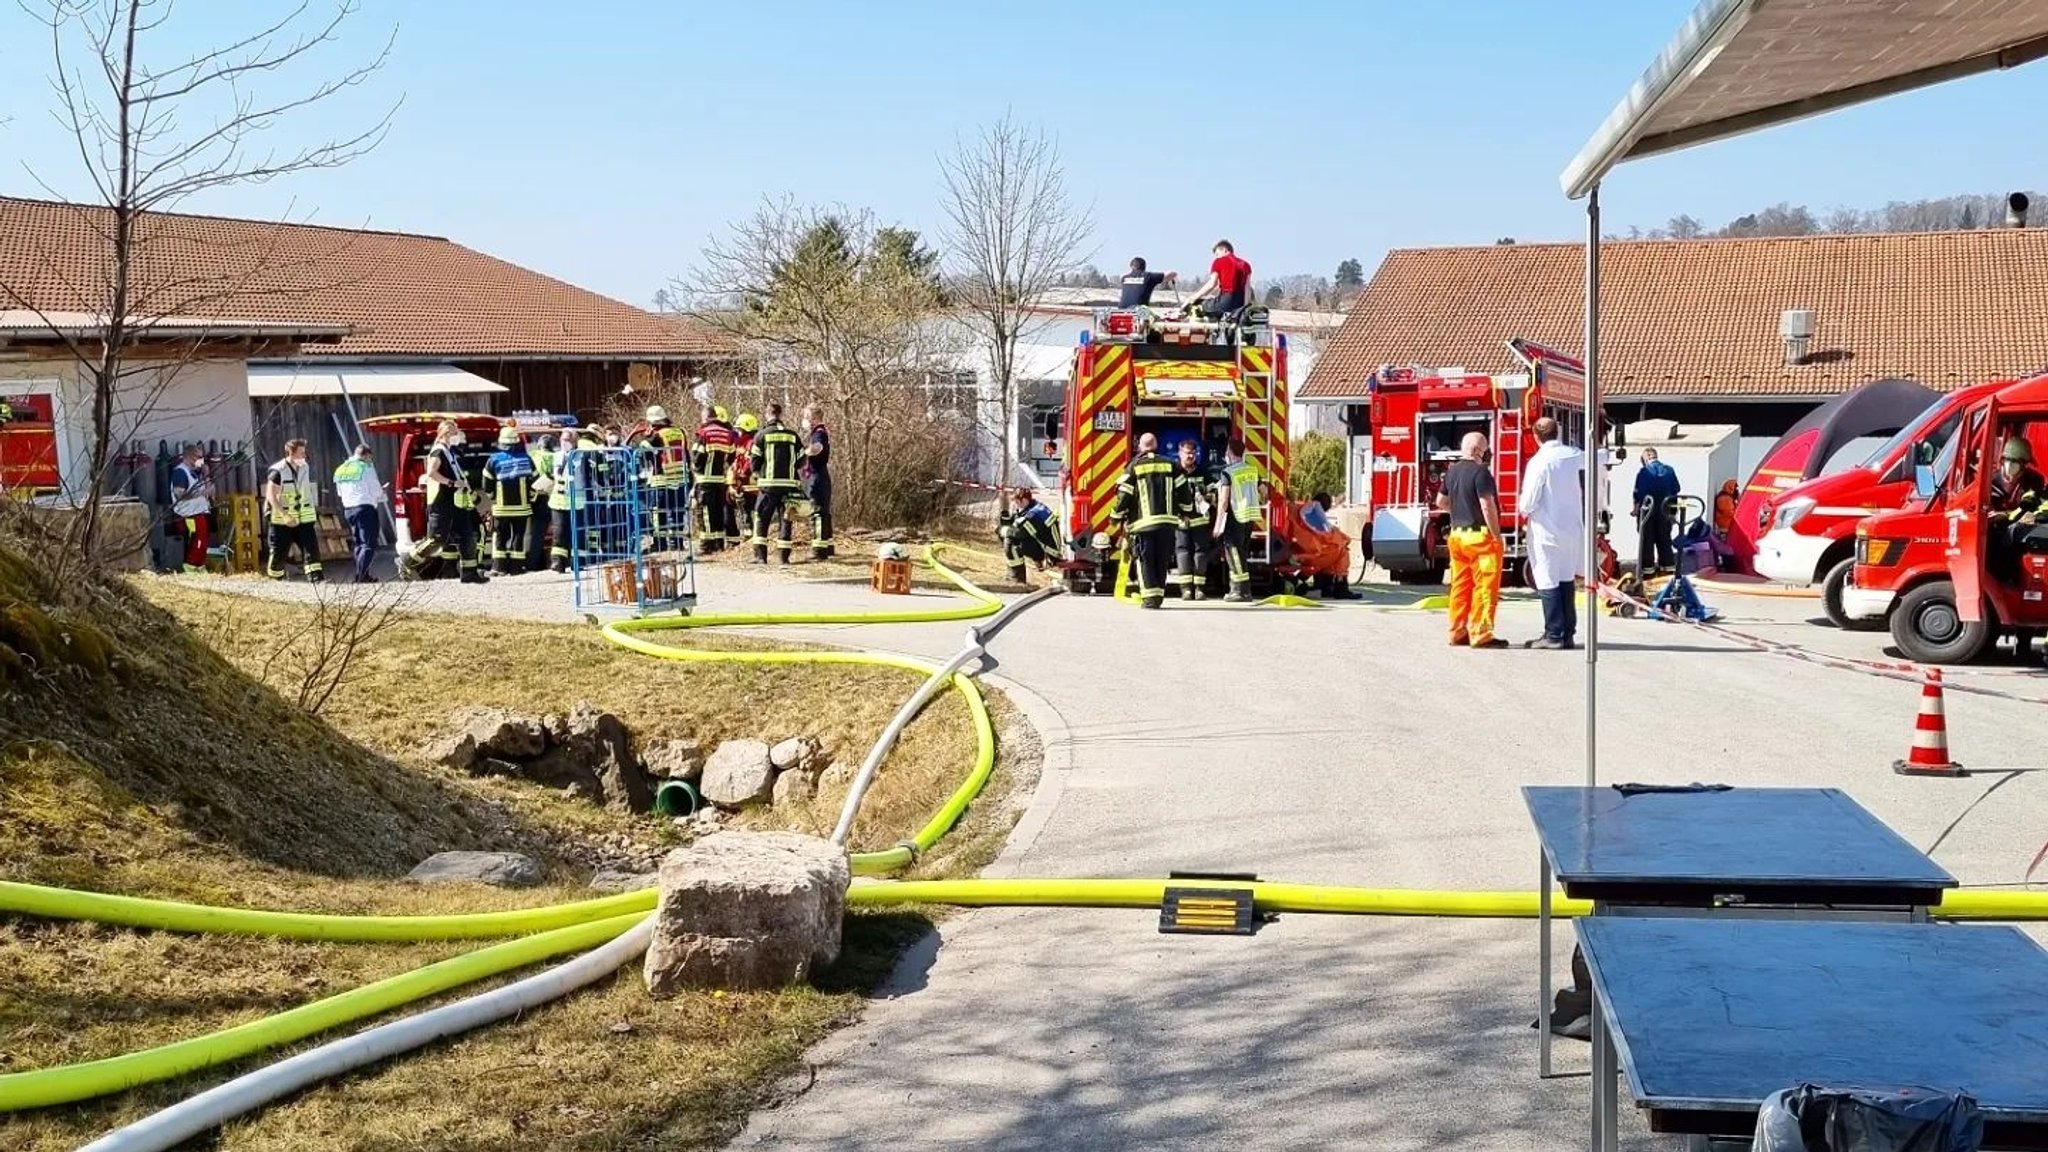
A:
[1278, 500, 1351, 579]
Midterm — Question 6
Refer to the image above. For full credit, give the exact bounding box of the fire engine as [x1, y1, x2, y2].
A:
[1359, 339, 1585, 584]
[1058, 305, 1289, 594]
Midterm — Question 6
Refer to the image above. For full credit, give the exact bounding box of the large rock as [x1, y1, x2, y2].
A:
[406, 851, 543, 888]
[642, 832, 850, 995]
[525, 702, 650, 813]
[589, 868, 659, 893]
[769, 736, 822, 773]
[700, 740, 775, 809]
[455, 707, 548, 759]
[643, 738, 704, 783]
[772, 767, 818, 808]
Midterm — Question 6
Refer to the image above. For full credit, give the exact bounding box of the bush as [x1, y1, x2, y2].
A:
[1289, 431, 1347, 503]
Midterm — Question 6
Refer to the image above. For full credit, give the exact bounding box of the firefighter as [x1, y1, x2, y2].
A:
[644, 404, 690, 552]
[750, 403, 804, 564]
[550, 427, 603, 572]
[801, 403, 834, 560]
[692, 405, 739, 553]
[526, 433, 555, 574]
[401, 419, 485, 584]
[1992, 437, 2044, 515]
[0, 397, 12, 425]
[1172, 439, 1211, 599]
[1212, 438, 1262, 603]
[263, 439, 323, 582]
[732, 413, 760, 538]
[483, 426, 536, 575]
[1115, 432, 1180, 609]
[1000, 486, 1061, 583]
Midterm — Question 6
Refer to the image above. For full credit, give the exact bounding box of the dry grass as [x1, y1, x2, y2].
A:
[1, 548, 1036, 1152]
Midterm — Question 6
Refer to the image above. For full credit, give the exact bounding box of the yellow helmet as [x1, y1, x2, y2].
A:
[712, 405, 730, 422]
[497, 426, 520, 447]
[736, 412, 759, 433]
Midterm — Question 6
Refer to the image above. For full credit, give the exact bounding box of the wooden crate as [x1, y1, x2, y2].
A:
[871, 557, 912, 595]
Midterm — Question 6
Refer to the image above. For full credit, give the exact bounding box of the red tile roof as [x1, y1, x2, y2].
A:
[1304, 230, 2048, 401]
[0, 196, 732, 360]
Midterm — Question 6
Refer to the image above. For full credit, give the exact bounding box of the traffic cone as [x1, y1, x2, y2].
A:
[1893, 668, 1964, 777]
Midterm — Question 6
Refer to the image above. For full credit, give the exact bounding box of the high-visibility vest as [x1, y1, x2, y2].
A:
[267, 459, 318, 526]
[1223, 460, 1264, 529]
[754, 424, 803, 490]
[649, 426, 689, 488]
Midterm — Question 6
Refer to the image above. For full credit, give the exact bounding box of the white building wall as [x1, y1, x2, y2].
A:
[0, 356, 251, 499]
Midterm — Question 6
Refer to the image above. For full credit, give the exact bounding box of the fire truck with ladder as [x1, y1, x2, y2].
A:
[1356, 338, 1586, 584]
[1058, 305, 1289, 595]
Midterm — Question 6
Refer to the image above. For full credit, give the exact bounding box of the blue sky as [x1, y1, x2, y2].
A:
[3, 0, 2045, 307]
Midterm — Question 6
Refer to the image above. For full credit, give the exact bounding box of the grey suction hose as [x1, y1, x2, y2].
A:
[78, 915, 658, 1152]
[829, 583, 1060, 848]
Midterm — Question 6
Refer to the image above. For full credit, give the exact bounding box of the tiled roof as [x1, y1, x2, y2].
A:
[1304, 230, 2048, 401]
[0, 196, 732, 360]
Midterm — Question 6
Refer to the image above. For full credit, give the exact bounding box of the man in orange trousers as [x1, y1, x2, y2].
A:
[1437, 431, 1507, 648]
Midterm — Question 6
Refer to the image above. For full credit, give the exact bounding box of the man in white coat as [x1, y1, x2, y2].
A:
[1520, 417, 1586, 649]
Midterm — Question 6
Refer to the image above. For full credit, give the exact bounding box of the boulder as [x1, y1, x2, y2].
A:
[642, 832, 850, 995]
[643, 738, 705, 783]
[406, 851, 543, 888]
[700, 740, 775, 809]
[772, 767, 818, 808]
[524, 702, 650, 813]
[769, 736, 822, 773]
[589, 868, 659, 893]
[694, 807, 728, 830]
[452, 706, 548, 760]
[425, 731, 479, 773]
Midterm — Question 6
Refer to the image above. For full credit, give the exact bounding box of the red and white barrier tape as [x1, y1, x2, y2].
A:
[1594, 581, 2048, 707]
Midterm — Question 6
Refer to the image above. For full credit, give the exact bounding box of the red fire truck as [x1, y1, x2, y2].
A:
[1058, 306, 1289, 594]
[0, 392, 62, 497]
[1359, 339, 1586, 583]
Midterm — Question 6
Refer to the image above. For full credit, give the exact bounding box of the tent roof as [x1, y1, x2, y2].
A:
[1562, 0, 2048, 198]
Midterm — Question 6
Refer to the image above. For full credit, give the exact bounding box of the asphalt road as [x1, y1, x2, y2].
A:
[192, 566, 2048, 1149]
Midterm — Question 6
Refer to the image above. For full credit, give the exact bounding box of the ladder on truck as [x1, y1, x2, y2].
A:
[1494, 404, 1523, 558]
[1239, 332, 1286, 562]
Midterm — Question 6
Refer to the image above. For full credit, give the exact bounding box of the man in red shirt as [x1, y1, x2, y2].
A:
[1188, 239, 1252, 320]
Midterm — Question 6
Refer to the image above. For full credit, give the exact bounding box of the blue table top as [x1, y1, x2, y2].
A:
[1578, 918, 2048, 1122]
[1522, 786, 1954, 895]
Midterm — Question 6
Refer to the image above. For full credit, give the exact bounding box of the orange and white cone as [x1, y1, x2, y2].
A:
[1893, 667, 1964, 777]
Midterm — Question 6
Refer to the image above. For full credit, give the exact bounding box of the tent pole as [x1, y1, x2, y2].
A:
[1583, 183, 1602, 788]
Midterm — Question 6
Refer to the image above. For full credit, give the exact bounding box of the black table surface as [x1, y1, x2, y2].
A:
[1579, 918, 2048, 1130]
[1523, 785, 1954, 900]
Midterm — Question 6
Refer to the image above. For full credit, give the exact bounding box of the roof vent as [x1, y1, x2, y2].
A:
[1780, 309, 1814, 365]
[2008, 192, 2030, 229]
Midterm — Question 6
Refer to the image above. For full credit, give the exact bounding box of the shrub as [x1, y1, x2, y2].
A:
[1289, 431, 1347, 503]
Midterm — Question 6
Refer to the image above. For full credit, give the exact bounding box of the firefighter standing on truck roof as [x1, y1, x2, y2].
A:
[644, 405, 690, 552]
[1213, 438, 1261, 603]
[692, 405, 739, 553]
[732, 413, 760, 544]
[750, 403, 803, 564]
[1000, 486, 1061, 584]
[483, 426, 535, 576]
[264, 438, 324, 583]
[1116, 432, 1179, 609]
[1439, 431, 1506, 648]
[801, 404, 834, 560]
[402, 419, 485, 584]
[1173, 439, 1211, 600]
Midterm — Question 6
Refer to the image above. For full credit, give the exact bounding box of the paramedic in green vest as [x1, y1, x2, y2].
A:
[401, 419, 485, 584]
[750, 402, 804, 565]
[525, 433, 555, 573]
[332, 443, 385, 583]
[1214, 437, 1262, 603]
[483, 426, 536, 575]
[1114, 432, 1179, 609]
[263, 438, 324, 582]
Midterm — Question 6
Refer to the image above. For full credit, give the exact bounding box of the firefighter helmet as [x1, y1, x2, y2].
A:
[736, 413, 760, 433]
[645, 404, 669, 424]
[2005, 437, 2034, 464]
[497, 426, 520, 447]
[712, 405, 730, 422]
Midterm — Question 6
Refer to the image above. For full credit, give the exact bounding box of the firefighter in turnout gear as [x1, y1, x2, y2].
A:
[1215, 438, 1262, 603]
[525, 434, 555, 573]
[483, 426, 536, 575]
[263, 439, 324, 582]
[732, 413, 760, 538]
[549, 428, 603, 573]
[750, 403, 803, 564]
[999, 486, 1061, 584]
[1172, 439, 1212, 600]
[801, 404, 834, 560]
[1115, 432, 1180, 609]
[644, 405, 690, 551]
[402, 419, 485, 583]
[692, 405, 739, 552]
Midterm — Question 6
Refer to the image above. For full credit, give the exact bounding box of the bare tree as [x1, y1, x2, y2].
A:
[937, 115, 1092, 494]
[2, 0, 393, 563]
[255, 579, 414, 716]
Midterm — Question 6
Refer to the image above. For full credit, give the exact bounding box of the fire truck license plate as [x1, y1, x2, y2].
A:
[1093, 411, 1127, 433]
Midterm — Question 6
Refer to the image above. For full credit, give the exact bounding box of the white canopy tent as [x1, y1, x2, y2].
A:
[1561, 0, 2048, 785]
